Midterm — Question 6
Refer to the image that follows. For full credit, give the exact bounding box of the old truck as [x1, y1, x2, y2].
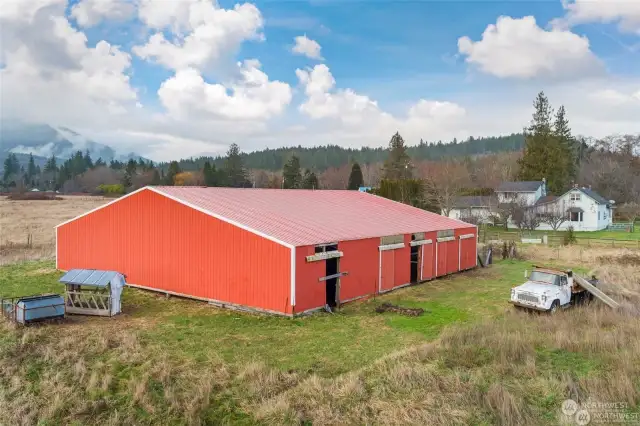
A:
[509, 266, 599, 313]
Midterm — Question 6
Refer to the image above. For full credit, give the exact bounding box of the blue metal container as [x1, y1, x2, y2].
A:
[14, 294, 65, 324]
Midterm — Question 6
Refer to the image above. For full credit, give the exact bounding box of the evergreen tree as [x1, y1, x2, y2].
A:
[347, 162, 364, 190]
[27, 154, 37, 180]
[382, 132, 413, 180]
[95, 157, 106, 167]
[84, 150, 94, 169]
[110, 159, 124, 170]
[517, 92, 569, 194]
[151, 168, 161, 185]
[224, 143, 248, 187]
[125, 159, 137, 176]
[164, 161, 181, 185]
[203, 161, 218, 187]
[283, 155, 302, 189]
[553, 105, 578, 188]
[301, 170, 319, 189]
[44, 155, 58, 173]
[3, 153, 20, 182]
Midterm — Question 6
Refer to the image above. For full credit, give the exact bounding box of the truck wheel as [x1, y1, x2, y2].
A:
[549, 300, 560, 314]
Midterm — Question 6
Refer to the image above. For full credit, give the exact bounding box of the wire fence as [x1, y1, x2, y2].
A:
[479, 230, 640, 249]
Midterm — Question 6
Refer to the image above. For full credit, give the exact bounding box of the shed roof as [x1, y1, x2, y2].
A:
[149, 187, 471, 247]
[59, 269, 122, 287]
[496, 181, 543, 192]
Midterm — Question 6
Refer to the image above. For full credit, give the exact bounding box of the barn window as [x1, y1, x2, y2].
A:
[315, 243, 338, 253]
[412, 232, 425, 241]
[381, 235, 403, 245]
[437, 229, 454, 239]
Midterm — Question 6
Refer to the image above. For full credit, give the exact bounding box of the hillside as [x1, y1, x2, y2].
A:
[175, 133, 525, 171]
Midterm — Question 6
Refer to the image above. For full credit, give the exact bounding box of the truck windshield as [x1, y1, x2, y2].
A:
[529, 271, 560, 285]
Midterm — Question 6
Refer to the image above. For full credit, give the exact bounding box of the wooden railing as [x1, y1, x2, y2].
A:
[66, 291, 112, 316]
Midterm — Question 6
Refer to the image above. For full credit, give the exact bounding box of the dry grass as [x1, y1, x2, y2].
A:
[1, 244, 639, 424]
[0, 195, 107, 265]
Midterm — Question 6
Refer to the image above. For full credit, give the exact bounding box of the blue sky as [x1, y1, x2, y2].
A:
[1, 0, 639, 160]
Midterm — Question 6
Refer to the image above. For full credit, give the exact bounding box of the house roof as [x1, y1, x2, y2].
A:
[452, 196, 494, 208]
[496, 181, 543, 192]
[576, 187, 609, 205]
[149, 186, 472, 247]
[536, 195, 558, 205]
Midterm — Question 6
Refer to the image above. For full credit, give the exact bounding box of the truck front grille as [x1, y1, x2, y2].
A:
[517, 293, 539, 304]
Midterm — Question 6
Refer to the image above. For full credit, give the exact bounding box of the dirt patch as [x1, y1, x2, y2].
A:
[375, 302, 426, 316]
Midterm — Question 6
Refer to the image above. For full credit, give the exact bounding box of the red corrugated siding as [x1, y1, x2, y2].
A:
[446, 239, 459, 274]
[380, 250, 395, 292]
[420, 241, 434, 280]
[456, 227, 477, 270]
[393, 235, 411, 288]
[436, 241, 447, 276]
[338, 238, 379, 301]
[57, 189, 292, 314]
[294, 246, 326, 313]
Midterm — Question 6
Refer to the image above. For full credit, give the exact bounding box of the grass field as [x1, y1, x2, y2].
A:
[480, 224, 640, 241]
[1, 246, 639, 425]
[0, 195, 108, 265]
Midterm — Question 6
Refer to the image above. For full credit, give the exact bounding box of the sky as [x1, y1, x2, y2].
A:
[1, 0, 639, 161]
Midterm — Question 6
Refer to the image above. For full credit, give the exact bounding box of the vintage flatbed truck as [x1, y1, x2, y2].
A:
[509, 265, 603, 313]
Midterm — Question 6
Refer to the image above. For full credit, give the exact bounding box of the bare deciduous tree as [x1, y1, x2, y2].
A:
[539, 202, 568, 231]
[418, 160, 471, 216]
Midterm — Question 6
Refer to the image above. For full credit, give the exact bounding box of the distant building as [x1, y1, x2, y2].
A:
[448, 179, 614, 231]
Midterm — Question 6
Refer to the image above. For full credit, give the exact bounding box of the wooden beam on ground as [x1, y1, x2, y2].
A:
[574, 275, 620, 309]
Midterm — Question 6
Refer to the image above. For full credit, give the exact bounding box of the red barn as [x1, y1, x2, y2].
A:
[56, 187, 477, 316]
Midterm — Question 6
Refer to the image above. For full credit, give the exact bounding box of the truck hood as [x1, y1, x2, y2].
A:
[514, 281, 558, 295]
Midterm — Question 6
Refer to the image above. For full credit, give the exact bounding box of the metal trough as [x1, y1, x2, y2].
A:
[1, 294, 65, 325]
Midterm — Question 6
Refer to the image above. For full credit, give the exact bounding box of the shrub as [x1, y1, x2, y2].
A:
[97, 184, 125, 196]
[563, 226, 577, 245]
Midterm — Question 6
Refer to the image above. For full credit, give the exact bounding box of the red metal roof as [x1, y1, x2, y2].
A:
[152, 186, 473, 247]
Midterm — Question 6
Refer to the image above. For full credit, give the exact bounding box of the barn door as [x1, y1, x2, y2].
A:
[459, 233, 476, 270]
[420, 241, 434, 280]
[380, 250, 395, 292]
[379, 236, 404, 293]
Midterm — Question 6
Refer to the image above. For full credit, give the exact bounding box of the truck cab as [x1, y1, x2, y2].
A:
[510, 266, 593, 313]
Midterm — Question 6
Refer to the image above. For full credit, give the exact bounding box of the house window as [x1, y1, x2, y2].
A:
[604, 212, 607, 220]
[598, 212, 601, 220]
[570, 193, 581, 202]
[570, 212, 583, 222]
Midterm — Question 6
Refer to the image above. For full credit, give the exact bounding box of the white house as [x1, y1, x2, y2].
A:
[448, 195, 494, 223]
[448, 180, 614, 232]
[535, 186, 614, 231]
[496, 180, 546, 205]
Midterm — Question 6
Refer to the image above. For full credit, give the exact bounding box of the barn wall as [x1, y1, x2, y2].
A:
[294, 245, 326, 313]
[393, 234, 411, 288]
[456, 227, 478, 270]
[339, 238, 379, 301]
[57, 189, 293, 315]
[420, 231, 437, 281]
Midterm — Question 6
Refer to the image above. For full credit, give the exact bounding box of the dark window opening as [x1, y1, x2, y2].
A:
[325, 257, 339, 308]
[410, 235, 419, 283]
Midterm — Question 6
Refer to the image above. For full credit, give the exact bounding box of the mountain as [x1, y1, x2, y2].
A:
[0, 121, 147, 171]
[171, 133, 526, 172]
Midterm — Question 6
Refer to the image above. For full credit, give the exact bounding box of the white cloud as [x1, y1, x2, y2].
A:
[133, 0, 263, 72]
[0, 0, 137, 123]
[296, 64, 385, 125]
[458, 16, 602, 79]
[291, 35, 323, 60]
[590, 88, 640, 106]
[70, 0, 135, 27]
[555, 0, 640, 34]
[158, 60, 292, 120]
